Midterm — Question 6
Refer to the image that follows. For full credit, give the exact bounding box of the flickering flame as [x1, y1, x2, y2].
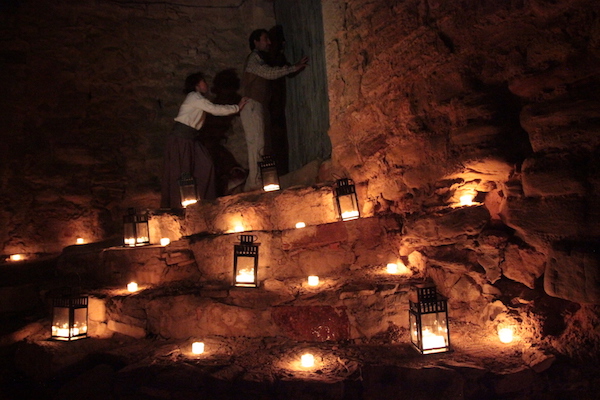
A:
[498, 327, 514, 344]
[192, 341, 205, 354]
[52, 322, 87, 339]
[233, 225, 245, 233]
[459, 194, 475, 206]
[127, 282, 138, 292]
[387, 261, 410, 275]
[421, 328, 447, 353]
[76, 238, 85, 245]
[181, 199, 197, 208]
[295, 222, 306, 229]
[124, 237, 136, 247]
[160, 238, 171, 246]
[136, 236, 149, 244]
[307, 276, 319, 286]
[236, 268, 255, 283]
[263, 184, 280, 192]
[9, 254, 24, 261]
[341, 210, 359, 221]
[300, 353, 315, 368]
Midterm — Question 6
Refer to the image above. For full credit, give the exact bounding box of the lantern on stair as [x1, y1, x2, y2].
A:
[409, 285, 450, 354]
[123, 208, 150, 247]
[51, 294, 88, 341]
[334, 178, 360, 221]
[233, 235, 259, 288]
[259, 155, 280, 192]
[179, 172, 198, 207]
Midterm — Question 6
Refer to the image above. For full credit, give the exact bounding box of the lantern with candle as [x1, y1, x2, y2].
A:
[334, 178, 360, 221]
[409, 285, 450, 354]
[233, 235, 259, 288]
[259, 155, 280, 192]
[179, 172, 198, 208]
[51, 294, 88, 341]
[123, 208, 150, 247]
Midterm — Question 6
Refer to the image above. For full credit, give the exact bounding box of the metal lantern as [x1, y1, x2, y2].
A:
[409, 285, 451, 354]
[258, 155, 280, 192]
[51, 294, 88, 341]
[123, 208, 150, 247]
[334, 178, 360, 221]
[233, 235, 259, 288]
[179, 172, 198, 207]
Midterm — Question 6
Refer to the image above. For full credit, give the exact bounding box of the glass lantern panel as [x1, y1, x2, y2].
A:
[235, 256, 256, 286]
[261, 167, 280, 191]
[135, 221, 150, 245]
[338, 194, 359, 221]
[420, 312, 449, 354]
[123, 222, 136, 247]
[52, 307, 70, 339]
[180, 184, 198, 207]
[73, 307, 88, 336]
[409, 311, 418, 345]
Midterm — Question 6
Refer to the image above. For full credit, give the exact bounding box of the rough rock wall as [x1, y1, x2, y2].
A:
[322, 0, 600, 356]
[0, 0, 275, 255]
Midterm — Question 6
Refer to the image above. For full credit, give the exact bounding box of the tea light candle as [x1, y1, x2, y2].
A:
[300, 353, 315, 368]
[192, 341, 205, 354]
[307, 275, 319, 286]
[459, 194, 475, 206]
[295, 222, 306, 229]
[127, 282, 138, 292]
[76, 238, 85, 245]
[498, 327, 514, 344]
[9, 254, 24, 262]
[160, 238, 170, 246]
[386, 263, 398, 274]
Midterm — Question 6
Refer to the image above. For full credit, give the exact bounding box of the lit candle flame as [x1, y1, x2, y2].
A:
[459, 194, 475, 206]
[76, 238, 85, 245]
[295, 222, 306, 229]
[263, 184, 280, 192]
[127, 282, 138, 292]
[192, 341, 205, 354]
[160, 238, 170, 246]
[307, 276, 319, 286]
[498, 327, 514, 343]
[341, 210, 359, 221]
[181, 199, 197, 208]
[300, 353, 315, 368]
[9, 254, 24, 261]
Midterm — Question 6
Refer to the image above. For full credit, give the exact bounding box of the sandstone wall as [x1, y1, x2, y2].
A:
[0, 0, 275, 255]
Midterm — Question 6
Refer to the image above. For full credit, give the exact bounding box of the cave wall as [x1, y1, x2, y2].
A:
[0, 0, 275, 255]
[322, 0, 600, 293]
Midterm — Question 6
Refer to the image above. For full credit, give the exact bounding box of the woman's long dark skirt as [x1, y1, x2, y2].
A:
[160, 122, 216, 208]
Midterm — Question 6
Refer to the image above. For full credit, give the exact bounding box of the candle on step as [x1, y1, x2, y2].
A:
[160, 238, 170, 246]
[192, 341, 205, 354]
[498, 326, 514, 344]
[300, 353, 315, 368]
[307, 275, 319, 286]
[9, 254, 24, 261]
[127, 282, 138, 292]
[295, 222, 306, 229]
[76, 237, 85, 245]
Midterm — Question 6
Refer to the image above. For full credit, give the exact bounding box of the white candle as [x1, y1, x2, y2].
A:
[341, 210, 359, 221]
[295, 222, 306, 229]
[160, 238, 170, 246]
[181, 199, 197, 207]
[127, 282, 138, 292]
[192, 341, 205, 354]
[76, 238, 85, 244]
[307, 276, 319, 286]
[422, 329, 446, 350]
[263, 184, 280, 192]
[300, 353, 315, 368]
[498, 327, 514, 343]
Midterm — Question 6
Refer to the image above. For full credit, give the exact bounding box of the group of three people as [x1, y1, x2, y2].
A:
[160, 28, 309, 209]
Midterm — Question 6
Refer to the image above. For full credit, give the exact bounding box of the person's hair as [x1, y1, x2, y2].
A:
[183, 72, 205, 94]
[249, 29, 268, 50]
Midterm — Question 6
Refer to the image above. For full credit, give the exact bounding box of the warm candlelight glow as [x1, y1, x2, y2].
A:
[9, 254, 24, 261]
[387, 261, 410, 275]
[386, 263, 398, 273]
[233, 224, 245, 233]
[307, 276, 319, 286]
[498, 327, 514, 343]
[52, 322, 87, 340]
[160, 238, 171, 246]
[236, 268, 255, 284]
[263, 183, 280, 192]
[341, 210, 359, 221]
[76, 238, 85, 245]
[181, 199, 197, 208]
[422, 328, 447, 353]
[127, 282, 138, 292]
[124, 237, 136, 247]
[295, 222, 306, 229]
[136, 236, 149, 244]
[300, 353, 315, 368]
[192, 341, 205, 354]
[459, 194, 475, 206]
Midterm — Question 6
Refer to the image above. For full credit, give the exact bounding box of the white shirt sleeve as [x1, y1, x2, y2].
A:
[174, 92, 239, 130]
